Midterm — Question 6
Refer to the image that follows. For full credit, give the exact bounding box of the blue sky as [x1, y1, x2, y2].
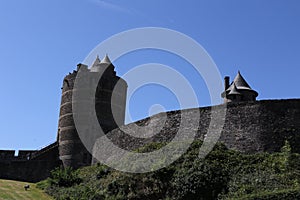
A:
[0, 0, 299, 150]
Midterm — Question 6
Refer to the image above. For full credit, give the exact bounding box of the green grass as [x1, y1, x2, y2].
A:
[0, 179, 53, 200]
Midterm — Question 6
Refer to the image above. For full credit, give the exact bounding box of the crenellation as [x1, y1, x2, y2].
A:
[0, 150, 15, 160]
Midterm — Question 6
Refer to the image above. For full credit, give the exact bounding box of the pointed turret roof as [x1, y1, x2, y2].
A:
[101, 54, 111, 64]
[226, 71, 253, 91]
[232, 71, 251, 89]
[91, 55, 101, 66]
[90, 55, 102, 72]
[224, 71, 258, 97]
[90, 54, 115, 73]
[228, 83, 241, 95]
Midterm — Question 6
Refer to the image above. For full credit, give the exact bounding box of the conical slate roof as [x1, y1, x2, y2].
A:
[90, 55, 101, 72]
[224, 71, 258, 97]
[90, 54, 114, 72]
[228, 83, 241, 95]
[226, 71, 253, 91]
[93, 55, 101, 65]
[101, 54, 111, 64]
[232, 71, 251, 90]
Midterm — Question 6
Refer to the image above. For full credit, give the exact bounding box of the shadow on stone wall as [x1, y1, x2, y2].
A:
[0, 142, 61, 183]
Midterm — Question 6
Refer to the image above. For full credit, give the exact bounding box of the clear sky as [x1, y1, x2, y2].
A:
[0, 0, 299, 150]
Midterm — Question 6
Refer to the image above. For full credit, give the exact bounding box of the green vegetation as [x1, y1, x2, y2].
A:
[38, 140, 300, 200]
[47, 167, 82, 187]
[0, 179, 53, 200]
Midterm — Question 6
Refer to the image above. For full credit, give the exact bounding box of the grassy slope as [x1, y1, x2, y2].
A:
[0, 179, 53, 200]
[41, 140, 300, 199]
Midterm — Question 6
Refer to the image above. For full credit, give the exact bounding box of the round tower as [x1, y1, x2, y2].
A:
[58, 55, 127, 169]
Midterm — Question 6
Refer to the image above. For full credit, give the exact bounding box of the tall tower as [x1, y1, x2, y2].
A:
[58, 55, 127, 168]
[221, 71, 258, 103]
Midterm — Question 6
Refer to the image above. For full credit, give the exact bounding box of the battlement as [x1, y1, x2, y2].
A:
[31, 142, 58, 160]
[0, 142, 58, 162]
[0, 150, 15, 160]
[0, 142, 60, 182]
[0, 150, 38, 161]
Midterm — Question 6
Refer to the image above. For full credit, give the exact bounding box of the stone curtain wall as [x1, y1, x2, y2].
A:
[0, 143, 61, 182]
[0, 99, 299, 182]
[219, 99, 300, 152]
[105, 99, 300, 154]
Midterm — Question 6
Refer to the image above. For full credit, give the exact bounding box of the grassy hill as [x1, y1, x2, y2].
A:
[0, 179, 53, 200]
[38, 140, 300, 200]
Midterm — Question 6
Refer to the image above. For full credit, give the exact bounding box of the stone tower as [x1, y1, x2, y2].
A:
[221, 71, 258, 103]
[58, 55, 127, 168]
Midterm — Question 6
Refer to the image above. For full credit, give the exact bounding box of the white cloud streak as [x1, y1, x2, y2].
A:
[90, 0, 133, 14]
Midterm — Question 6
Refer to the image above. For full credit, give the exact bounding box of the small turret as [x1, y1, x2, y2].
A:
[221, 71, 258, 103]
[101, 54, 111, 64]
[90, 54, 116, 75]
[90, 55, 101, 72]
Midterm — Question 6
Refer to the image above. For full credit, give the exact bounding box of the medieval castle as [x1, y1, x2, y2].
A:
[0, 55, 299, 182]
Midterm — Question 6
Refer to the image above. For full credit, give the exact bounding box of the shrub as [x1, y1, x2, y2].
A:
[39, 140, 300, 200]
[49, 167, 82, 187]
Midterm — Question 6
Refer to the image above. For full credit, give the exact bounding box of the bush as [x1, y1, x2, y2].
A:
[39, 140, 300, 200]
[49, 167, 82, 187]
[36, 179, 50, 190]
[234, 188, 300, 200]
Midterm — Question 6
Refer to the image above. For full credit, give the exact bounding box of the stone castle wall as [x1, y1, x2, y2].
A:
[0, 142, 61, 182]
[103, 99, 300, 154]
[1, 99, 299, 182]
[219, 99, 300, 152]
[0, 150, 37, 161]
